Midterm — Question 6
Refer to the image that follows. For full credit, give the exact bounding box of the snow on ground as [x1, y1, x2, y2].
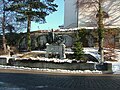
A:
[32, 47, 101, 60]
[109, 49, 120, 74]
[109, 61, 120, 74]
[83, 48, 100, 60]
[15, 57, 74, 63]
[114, 49, 120, 61]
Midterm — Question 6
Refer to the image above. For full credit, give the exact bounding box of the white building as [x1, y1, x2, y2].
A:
[64, 0, 78, 28]
[64, 0, 120, 29]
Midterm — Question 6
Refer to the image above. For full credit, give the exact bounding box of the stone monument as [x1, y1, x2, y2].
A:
[45, 29, 66, 59]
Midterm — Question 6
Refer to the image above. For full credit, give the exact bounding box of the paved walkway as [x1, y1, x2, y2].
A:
[0, 73, 120, 90]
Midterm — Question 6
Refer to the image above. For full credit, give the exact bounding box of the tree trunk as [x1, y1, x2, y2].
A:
[27, 15, 31, 51]
[26, 3, 32, 51]
[98, 0, 104, 63]
[2, 0, 7, 53]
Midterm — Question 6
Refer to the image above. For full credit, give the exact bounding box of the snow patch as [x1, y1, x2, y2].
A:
[0, 65, 102, 74]
[36, 85, 48, 88]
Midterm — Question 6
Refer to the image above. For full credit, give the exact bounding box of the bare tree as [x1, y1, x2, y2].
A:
[77, 0, 120, 63]
[0, 0, 26, 53]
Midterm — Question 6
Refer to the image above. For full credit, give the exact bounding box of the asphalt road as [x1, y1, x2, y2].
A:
[0, 73, 120, 90]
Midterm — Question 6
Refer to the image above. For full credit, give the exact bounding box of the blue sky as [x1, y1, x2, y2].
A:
[31, 0, 64, 31]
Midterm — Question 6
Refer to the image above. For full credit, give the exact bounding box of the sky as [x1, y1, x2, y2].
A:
[31, 0, 64, 31]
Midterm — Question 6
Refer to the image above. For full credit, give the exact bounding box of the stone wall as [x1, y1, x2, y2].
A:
[0, 57, 7, 65]
[9, 59, 112, 72]
[11, 60, 95, 70]
[0, 57, 113, 73]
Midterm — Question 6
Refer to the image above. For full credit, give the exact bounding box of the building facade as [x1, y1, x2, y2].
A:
[64, 0, 78, 28]
[64, 0, 120, 29]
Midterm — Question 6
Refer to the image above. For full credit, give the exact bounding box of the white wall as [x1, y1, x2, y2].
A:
[64, 0, 78, 28]
[64, 0, 120, 28]
[78, 0, 120, 28]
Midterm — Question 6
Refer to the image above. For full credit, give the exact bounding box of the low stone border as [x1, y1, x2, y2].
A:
[0, 57, 113, 74]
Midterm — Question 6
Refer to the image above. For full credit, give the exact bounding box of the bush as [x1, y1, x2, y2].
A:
[72, 29, 88, 62]
[73, 41, 86, 62]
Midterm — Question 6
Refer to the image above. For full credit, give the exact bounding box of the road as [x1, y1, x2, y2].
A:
[0, 73, 120, 90]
